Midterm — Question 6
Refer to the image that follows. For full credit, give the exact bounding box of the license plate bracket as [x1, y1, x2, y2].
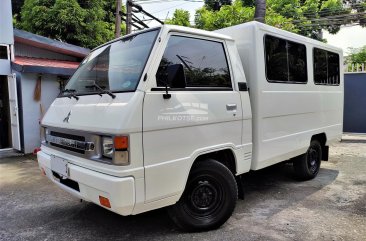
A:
[51, 155, 68, 177]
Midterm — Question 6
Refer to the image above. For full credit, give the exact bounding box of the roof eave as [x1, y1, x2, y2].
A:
[13, 29, 90, 58]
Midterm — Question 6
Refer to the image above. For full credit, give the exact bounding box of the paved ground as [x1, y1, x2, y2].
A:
[0, 138, 365, 241]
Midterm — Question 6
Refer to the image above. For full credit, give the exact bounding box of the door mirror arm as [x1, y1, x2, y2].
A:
[163, 84, 171, 99]
[158, 64, 186, 100]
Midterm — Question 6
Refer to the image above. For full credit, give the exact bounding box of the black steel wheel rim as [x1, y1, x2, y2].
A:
[184, 174, 224, 219]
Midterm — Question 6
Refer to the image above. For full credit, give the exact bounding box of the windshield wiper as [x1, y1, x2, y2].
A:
[61, 88, 79, 100]
[61, 88, 76, 93]
[85, 82, 116, 99]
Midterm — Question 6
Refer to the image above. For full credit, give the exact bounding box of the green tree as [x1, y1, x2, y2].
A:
[204, 0, 232, 10]
[195, 1, 254, 30]
[194, 0, 366, 41]
[263, 0, 366, 40]
[12, 0, 25, 22]
[166, 9, 191, 27]
[348, 46, 366, 64]
[17, 0, 124, 49]
[277, 0, 347, 39]
[195, 0, 297, 31]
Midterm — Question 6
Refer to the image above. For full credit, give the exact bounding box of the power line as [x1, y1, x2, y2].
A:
[132, 0, 366, 31]
[292, 15, 366, 29]
[151, 1, 190, 14]
[292, 12, 366, 23]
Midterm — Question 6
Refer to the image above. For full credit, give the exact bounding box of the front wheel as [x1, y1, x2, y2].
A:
[293, 140, 322, 180]
[168, 159, 238, 231]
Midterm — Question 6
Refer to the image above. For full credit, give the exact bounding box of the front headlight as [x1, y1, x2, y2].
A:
[102, 137, 114, 158]
[40, 127, 46, 143]
[102, 136, 129, 165]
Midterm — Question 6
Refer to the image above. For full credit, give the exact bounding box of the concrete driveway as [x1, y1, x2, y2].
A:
[0, 139, 365, 241]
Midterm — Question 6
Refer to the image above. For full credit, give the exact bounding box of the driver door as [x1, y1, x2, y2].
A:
[143, 34, 243, 202]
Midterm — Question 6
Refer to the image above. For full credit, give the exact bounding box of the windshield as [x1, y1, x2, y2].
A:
[62, 29, 159, 96]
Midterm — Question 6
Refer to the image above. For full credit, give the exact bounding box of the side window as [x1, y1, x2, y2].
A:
[328, 52, 340, 85]
[288, 41, 307, 82]
[314, 48, 327, 84]
[313, 48, 340, 85]
[265, 35, 307, 83]
[265, 36, 288, 82]
[156, 35, 231, 88]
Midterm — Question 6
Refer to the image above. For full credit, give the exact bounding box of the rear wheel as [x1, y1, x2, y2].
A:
[168, 159, 237, 231]
[293, 140, 322, 180]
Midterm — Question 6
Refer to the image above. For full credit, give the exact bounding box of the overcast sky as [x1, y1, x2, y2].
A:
[132, 0, 366, 55]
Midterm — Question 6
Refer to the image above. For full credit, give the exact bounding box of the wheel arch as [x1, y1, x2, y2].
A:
[184, 148, 244, 199]
[311, 133, 329, 161]
[193, 148, 237, 175]
[311, 133, 327, 146]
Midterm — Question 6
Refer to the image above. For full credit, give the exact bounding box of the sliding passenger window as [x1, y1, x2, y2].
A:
[156, 36, 232, 89]
[265, 36, 288, 82]
[265, 35, 307, 83]
[288, 41, 307, 82]
[313, 48, 340, 85]
[328, 52, 340, 85]
[313, 48, 327, 84]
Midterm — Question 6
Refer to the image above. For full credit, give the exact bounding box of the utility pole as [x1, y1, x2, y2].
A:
[115, 0, 122, 38]
[126, 0, 132, 34]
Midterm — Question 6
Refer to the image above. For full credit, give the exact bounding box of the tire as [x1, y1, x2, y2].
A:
[293, 140, 322, 181]
[168, 159, 238, 231]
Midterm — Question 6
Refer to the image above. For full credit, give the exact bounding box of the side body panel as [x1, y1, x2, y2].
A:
[217, 22, 344, 170]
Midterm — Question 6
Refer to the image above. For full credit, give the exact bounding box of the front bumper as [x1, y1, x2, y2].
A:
[37, 151, 135, 216]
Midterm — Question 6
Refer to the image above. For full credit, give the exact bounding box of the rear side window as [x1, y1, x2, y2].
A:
[265, 35, 307, 83]
[156, 35, 231, 88]
[313, 48, 340, 85]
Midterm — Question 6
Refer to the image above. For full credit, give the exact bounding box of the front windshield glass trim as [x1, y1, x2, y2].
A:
[58, 27, 161, 97]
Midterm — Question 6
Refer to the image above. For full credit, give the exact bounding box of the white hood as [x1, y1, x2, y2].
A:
[42, 92, 144, 134]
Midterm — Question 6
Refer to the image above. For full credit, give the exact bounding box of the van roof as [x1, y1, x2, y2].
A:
[94, 22, 342, 54]
[93, 25, 234, 52]
[217, 21, 343, 53]
[163, 24, 234, 41]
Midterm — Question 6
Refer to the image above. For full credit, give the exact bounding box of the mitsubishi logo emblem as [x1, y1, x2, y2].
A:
[63, 111, 71, 123]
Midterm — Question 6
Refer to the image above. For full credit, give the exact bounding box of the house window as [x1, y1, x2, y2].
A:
[0, 46, 9, 59]
[314, 48, 340, 86]
[264, 35, 307, 83]
[156, 35, 232, 89]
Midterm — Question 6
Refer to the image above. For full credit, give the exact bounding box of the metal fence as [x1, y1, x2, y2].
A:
[344, 63, 366, 73]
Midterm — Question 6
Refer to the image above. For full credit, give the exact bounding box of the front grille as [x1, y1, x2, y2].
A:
[50, 143, 85, 154]
[46, 132, 94, 155]
[50, 131, 85, 141]
[44, 127, 102, 161]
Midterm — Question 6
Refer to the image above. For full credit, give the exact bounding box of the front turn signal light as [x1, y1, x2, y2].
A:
[114, 136, 128, 150]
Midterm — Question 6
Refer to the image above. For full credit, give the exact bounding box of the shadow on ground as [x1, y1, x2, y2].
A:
[0, 156, 340, 241]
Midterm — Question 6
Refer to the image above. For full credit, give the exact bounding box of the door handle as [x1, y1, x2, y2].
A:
[226, 104, 237, 111]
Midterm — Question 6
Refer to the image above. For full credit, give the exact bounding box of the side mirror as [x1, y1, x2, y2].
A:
[156, 63, 186, 99]
[166, 64, 186, 88]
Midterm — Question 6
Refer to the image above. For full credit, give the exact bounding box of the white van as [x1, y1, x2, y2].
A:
[37, 21, 343, 231]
